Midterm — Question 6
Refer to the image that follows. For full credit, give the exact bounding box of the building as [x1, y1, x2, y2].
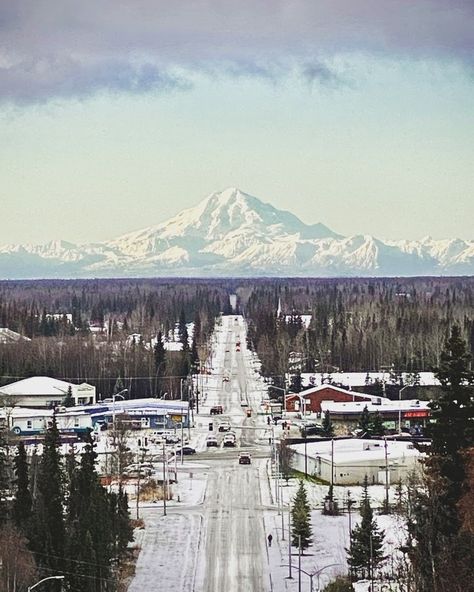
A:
[0, 328, 31, 344]
[320, 399, 431, 432]
[290, 438, 424, 485]
[0, 376, 96, 408]
[76, 397, 191, 431]
[285, 384, 388, 413]
[0, 407, 93, 437]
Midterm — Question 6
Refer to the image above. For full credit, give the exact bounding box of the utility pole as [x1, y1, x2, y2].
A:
[298, 535, 302, 592]
[288, 503, 293, 579]
[384, 436, 390, 513]
[162, 441, 167, 516]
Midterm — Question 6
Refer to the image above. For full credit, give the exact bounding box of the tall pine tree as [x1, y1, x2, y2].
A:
[347, 476, 385, 580]
[409, 325, 474, 592]
[291, 480, 313, 551]
[29, 416, 65, 591]
[13, 441, 32, 532]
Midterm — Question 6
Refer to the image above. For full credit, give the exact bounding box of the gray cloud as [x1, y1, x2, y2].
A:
[1, 0, 473, 103]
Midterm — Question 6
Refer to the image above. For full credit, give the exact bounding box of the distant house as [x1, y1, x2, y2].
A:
[0, 328, 31, 344]
[0, 376, 96, 408]
[285, 384, 384, 413]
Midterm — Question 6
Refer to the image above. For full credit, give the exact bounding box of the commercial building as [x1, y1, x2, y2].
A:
[285, 384, 388, 414]
[320, 399, 430, 432]
[290, 438, 424, 485]
[0, 376, 96, 408]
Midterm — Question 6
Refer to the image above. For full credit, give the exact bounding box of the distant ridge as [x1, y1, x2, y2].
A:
[0, 187, 472, 278]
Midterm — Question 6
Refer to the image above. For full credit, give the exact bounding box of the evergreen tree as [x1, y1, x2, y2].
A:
[154, 331, 166, 374]
[116, 489, 134, 557]
[347, 476, 385, 580]
[12, 441, 32, 531]
[409, 325, 474, 592]
[289, 371, 302, 393]
[368, 410, 385, 436]
[358, 406, 371, 433]
[0, 425, 9, 525]
[291, 480, 312, 551]
[63, 384, 74, 407]
[178, 309, 189, 351]
[322, 410, 334, 437]
[65, 430, 114, 591]
[29, 416, 65, 591]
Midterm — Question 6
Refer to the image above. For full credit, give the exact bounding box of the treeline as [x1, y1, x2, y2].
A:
[244, 277, 474, 379]
[1, 277, 473, 397]
[0, 279, 226, 398]
[0, 423, 133, 591]
[0, 278, 227, 338]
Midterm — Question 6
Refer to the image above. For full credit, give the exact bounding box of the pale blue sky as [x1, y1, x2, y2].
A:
[1, 1, 473, 244]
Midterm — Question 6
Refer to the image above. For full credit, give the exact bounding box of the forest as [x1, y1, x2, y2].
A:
[0, 277, 472, 399]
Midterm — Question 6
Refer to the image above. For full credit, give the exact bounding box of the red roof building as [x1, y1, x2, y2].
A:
[285, 384, 386, 413]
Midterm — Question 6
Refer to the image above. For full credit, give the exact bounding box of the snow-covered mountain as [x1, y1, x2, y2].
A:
[1, 188, 472, 278]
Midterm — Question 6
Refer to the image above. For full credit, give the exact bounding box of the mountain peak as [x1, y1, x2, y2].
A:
[1, 188, 472, 278]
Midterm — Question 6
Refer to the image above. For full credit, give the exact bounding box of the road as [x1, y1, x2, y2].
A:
[129, 314, 274, 592]
[200, 315, 272, 592]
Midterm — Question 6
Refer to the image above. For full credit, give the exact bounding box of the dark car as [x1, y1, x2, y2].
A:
[176, 446, 196, 455]
[206, 437, 218, 447]
[210, 405, 223, 415]
[238, 453, 251, 465]
[301, 425, 325, 437]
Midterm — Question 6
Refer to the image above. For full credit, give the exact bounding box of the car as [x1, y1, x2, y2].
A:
[223, 438, 236, 447]
[176, 446, 196, 455]
[206, 436, 218, 447]
[210, 405, 224, 415]
[165, 434, 180, 444]
[238, 453, 251, 465]
[218, 423, 231, 432]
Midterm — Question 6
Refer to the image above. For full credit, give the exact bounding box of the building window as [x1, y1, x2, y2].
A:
[27, 420, 32, 429]
[74, 418, 80, 427]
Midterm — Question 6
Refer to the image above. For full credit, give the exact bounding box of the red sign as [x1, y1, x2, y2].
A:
[403, 410, 430, 418]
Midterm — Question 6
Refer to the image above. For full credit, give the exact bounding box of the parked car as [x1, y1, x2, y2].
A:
[176, 446, 196, 455]
[238, 453, 251, 465]
[206, 436, 218, 447]
[164, 434, 180, 444]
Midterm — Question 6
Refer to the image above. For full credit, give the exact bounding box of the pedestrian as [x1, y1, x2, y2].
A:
[267, 533, 273, 547]
[267, 416, 271, 426]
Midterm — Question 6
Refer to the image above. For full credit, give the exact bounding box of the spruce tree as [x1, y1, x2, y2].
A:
[347, 476, 384, 580]
[0, 425, 9, 525]
[12, 441, 32, 531]
[66, 430, 114, 591]
[322, 410, 334, 437]
[368, 410, 385, 436]
[63, 385, 74, 407]
[291, 480, 312, 551]
[29, 416, 65, 591]
[358, 406, 371, 434]
[409, 325, 474, 591]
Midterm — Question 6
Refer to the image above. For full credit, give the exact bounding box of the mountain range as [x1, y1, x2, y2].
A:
[1, 188, 473, 278]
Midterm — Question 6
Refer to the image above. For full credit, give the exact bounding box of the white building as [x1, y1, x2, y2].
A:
[0, 376, 96, 408]
[0, 328, 31, 344]
[290, 438, 424, 485]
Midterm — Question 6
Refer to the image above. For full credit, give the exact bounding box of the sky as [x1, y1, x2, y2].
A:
[1, 0, 473, 244]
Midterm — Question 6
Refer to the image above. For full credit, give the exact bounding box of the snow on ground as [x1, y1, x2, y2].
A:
[264, 462, 409, 591]
[128, 510, 204, 592]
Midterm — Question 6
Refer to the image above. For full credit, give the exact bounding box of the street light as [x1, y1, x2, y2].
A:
[28, 576, 65, 591]
[112, 389, 128, 439]
[398, 385, 411, 433]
